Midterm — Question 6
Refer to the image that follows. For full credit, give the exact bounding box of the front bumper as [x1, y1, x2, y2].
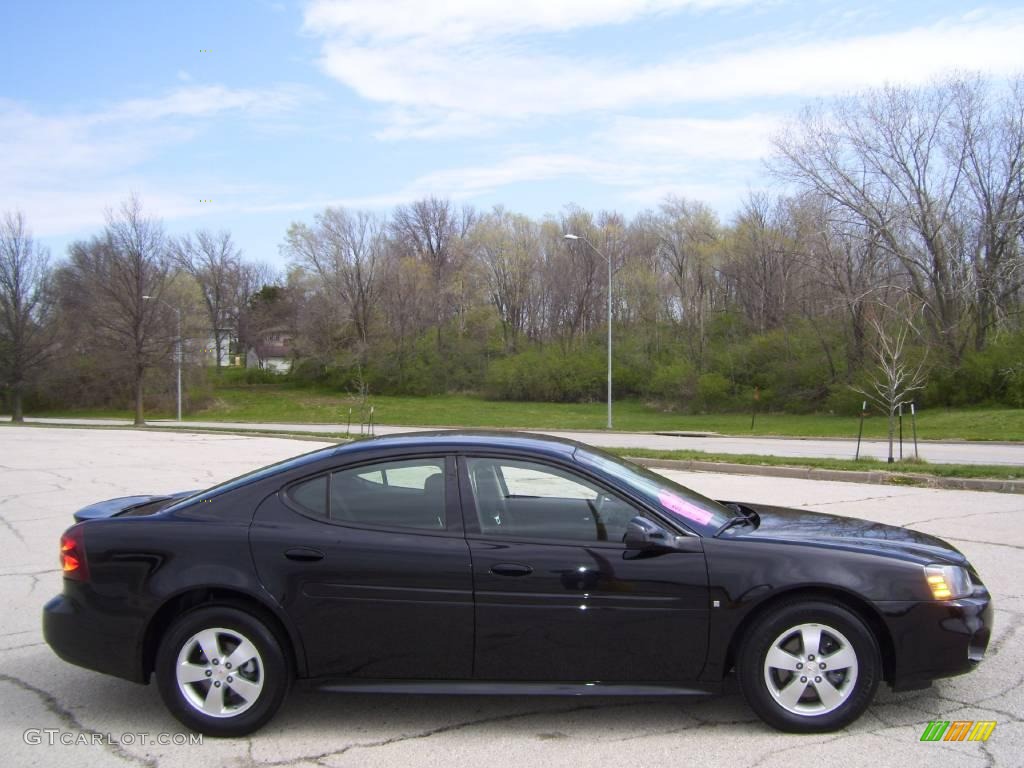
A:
[43, 593, 146, 683]
[877, 591, 993, 691]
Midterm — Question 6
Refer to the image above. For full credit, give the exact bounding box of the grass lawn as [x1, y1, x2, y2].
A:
[607, 448, 1023, 481]
[28, 385, 1024, 441]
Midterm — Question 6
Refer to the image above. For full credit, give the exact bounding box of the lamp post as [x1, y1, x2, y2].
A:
[564, 233, 613, 430]
[143, 295, 182, 421]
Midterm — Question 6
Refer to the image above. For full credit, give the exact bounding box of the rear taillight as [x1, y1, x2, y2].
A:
[60, 525, 89, 582]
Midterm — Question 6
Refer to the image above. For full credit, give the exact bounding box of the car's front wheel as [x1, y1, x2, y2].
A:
[737, 600, 881, 732]
[156, 606, 290, 737]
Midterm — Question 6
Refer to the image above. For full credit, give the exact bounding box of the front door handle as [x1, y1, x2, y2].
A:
[490, 563, 533, 577]
[285, 547, 325, 562]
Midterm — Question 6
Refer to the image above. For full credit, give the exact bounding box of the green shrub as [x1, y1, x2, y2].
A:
[923, 331, 1024, 408]
[485, 345, 607, 402]
[696, 372, 732, 410]
[825, 383, 868, 416]
[642, 360, 697, 406]
[215, 366, 285, 386]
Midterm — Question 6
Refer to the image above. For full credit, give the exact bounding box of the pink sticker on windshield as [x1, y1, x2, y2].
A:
[658, 491, 713, 526]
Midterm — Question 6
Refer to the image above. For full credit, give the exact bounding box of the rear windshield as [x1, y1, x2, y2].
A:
[574, 447, 732, 532]
[162, 445, 337, 513]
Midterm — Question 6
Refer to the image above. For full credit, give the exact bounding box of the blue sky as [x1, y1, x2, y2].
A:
[2, 1, 1023, 268]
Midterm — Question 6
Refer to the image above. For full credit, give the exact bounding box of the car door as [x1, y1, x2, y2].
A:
[250, 454, 474, 680]
[460, 455, 709, 683]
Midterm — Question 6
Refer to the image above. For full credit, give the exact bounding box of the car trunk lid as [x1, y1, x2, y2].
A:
[72, 491, 197, 522]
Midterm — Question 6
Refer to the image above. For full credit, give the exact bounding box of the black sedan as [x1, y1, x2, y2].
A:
[43, 432, 992, 737]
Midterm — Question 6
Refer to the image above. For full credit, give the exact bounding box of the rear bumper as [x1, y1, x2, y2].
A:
[43, 593, 146, 683]
[877, 592, 993, 691]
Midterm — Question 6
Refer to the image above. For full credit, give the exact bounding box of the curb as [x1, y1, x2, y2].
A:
[628, 457, 1024, 495]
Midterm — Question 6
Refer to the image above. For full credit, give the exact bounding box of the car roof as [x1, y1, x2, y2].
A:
[329, 430, 584, 461]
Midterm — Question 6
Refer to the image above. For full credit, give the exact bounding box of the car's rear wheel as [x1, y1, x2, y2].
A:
[737, 600, 880, 732]
[156, 606, 289, 737]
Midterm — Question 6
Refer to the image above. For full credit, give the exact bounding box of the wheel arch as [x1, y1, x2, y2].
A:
[141, 586, 306, 682]
[723, 586, 896, 684]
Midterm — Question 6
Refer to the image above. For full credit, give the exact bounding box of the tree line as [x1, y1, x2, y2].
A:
[2, 75, 1022, 424]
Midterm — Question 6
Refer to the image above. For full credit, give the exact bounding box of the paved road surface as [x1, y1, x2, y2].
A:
[0, 427, 1020, 767]
[10, 416, 1024, 466]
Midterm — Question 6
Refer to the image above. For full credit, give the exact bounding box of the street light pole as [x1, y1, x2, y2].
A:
[564, 233, 613, 430]
[143, 296, 182, 422]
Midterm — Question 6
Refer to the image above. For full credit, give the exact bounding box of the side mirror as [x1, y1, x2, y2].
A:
[623, 516, 673, 550]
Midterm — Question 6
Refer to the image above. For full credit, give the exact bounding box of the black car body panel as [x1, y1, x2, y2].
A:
[43, 431, 992, 702]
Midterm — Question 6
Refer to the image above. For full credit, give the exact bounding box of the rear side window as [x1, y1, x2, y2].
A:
[289, 475, 327, 517]
[288, 458, 447, 530]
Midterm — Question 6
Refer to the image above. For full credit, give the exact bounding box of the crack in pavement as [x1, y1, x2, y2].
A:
[1, 641, 45, 651]
[744, 731, 849, 768]
[945, 536, 1024, 552]
[0, 673, 158, 768]
[0, 568, 56, 577]
[859, 709, 993, 767]
[0, 512, 26, 544]
[794, 493, 917, 509]
[0, 629, 38, 639]
[901, 506, 1024, 529]
[252, 700, 661, 767]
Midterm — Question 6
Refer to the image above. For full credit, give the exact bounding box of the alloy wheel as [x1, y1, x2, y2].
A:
[762, 622, 859, 716]
[174, 626, 265, 718]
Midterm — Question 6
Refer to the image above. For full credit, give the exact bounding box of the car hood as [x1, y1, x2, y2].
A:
[723, 501, 967, 565]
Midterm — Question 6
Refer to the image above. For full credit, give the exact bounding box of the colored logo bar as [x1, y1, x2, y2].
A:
[920, 721, 996, 742]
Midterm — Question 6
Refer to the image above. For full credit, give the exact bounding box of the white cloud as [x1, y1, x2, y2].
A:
[305, 5, 1024, 138]
[304, 0, 752, 45]
[600, 114, 780, 161]
[286, 113, 775, 211]
[0, 85, 310, 236]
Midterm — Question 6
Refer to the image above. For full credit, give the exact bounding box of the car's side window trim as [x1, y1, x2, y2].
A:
[455, 452, 693, 546]
[282, 454, 462, 537]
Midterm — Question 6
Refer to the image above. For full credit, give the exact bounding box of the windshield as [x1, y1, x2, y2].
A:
[574, 447, 733, 532]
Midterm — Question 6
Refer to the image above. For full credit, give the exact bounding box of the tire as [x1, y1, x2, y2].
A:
[737, 600, 881, 733]
[155, 605, 290, 737]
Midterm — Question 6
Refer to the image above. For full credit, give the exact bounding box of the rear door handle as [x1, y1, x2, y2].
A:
[285, 547, 325, 562]
[490, 563, 533, 577]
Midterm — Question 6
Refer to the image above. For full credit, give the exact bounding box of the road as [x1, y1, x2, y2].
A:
[11, 416, 1024, 466]
[0, 427, 1020, 767]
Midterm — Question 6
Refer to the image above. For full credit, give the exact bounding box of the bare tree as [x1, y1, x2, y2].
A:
[378, 254, 432, 389]
[284, 208, 383, 355]
[771, 78, 1008, 364]
[63, 196, 172, 425]
[853, 302, 928, 463]
[721, 194, 802, 333]
[950, 75, 1024, 349]
[795, 195, 896, 373]
[391, 197, 475, 388]
[0, 211, 54, 421]
[470, 207, 539, 352]
[172, 230, 243, 368]
[235, 261, 279, 365]
[652, 196, 721, 364]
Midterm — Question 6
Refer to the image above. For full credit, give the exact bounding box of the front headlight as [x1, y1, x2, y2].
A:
[924, 564, 973, 600]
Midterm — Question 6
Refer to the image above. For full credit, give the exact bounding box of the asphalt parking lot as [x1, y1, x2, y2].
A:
[0, 427, 1020, 767]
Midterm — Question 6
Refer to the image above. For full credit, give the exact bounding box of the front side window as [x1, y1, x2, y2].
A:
[288, 457, 447, 530]
[465, 457, 637, 542]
